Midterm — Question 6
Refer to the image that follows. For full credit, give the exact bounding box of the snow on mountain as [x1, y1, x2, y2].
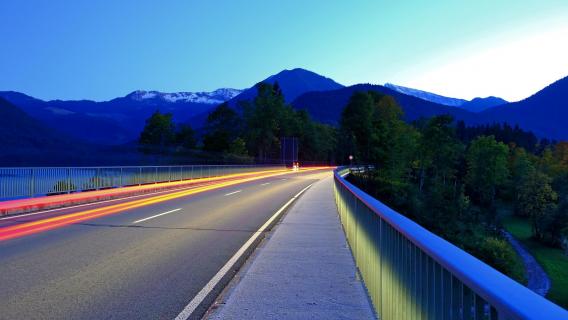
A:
[384, 83, 467, 107]
[128, 88, 243, 104]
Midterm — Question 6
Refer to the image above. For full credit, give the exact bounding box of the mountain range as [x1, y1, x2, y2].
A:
[0, 88, 241, 145]
[384, 83, 508, 112]
[474, 76, 568, 139]
[1, 68, 567, 149]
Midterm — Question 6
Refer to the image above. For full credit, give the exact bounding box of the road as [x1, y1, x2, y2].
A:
[0, 169, 331, 319]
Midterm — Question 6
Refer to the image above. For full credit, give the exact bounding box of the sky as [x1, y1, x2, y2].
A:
[1, 0, 567, 102]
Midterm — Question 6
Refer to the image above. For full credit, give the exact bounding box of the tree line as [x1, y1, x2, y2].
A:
[139, 85, 568, 279]
[139, 82, 336, 164]
[341, 91, 568, 281]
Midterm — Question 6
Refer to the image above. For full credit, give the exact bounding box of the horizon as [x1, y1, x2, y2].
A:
[1, 1, 568, 102]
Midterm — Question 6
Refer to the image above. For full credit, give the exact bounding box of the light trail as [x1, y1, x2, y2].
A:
[0, 167, 332, 242]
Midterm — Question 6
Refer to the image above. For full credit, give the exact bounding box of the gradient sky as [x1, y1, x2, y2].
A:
[1, 0, 567, 102]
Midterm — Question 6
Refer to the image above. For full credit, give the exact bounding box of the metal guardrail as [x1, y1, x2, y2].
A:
[0, 165, 284, 201]
[334, 167, 568, 320]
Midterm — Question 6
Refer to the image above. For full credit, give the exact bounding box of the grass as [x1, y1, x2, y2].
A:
[502, 215, 568, 309]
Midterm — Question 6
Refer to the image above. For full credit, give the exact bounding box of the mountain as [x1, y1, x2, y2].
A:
[122, 88, 242, 105]
[188, 68, 344, 128]
[460, 96, 508, 112]
[384, 83, 507, 113]
[0, 97, 89, 165]
[384, 83, 467, 107]
[476, 76, 568, 140]
[0, 88, 241, 145]
[292, 83, 476, 125]
[229, 68, 343, 104]
[0, 97, 68, 148]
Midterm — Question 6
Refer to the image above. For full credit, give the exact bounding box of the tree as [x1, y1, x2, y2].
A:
[339, 91, 418, 209]
[543, 196, 568, 247]
[465, 136, 509, 209]
[415, 116, 467, 233]
[139, 111, 176, 152]
[339, 91, 375, 163]
[517, 168, 557, 240]
[417, 115, 463, 192]
[228, 137, 248, 156]
[175, 124, 197, 149]
[242, 82, 298, 160]
[203, 103, 242, 153]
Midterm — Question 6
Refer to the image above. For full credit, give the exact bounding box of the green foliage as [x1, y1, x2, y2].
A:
[228, 137, 248, 156]
[476, 237, 526, 283]
[139, 111, 176, 149]
[338, 90, 568, 292]
[542, 197, 568, 247]
[175, 124, 197, 149]
[139, 111, 197, 153]
[203, 103, 242, 153]
[239, 82, 336, 162]
[242, 82, 297, 159]
[338, 91, 375, 162]
[339, 91, 418, 207]
[465, 136, 509, 210]
[517, 169, 557, 240]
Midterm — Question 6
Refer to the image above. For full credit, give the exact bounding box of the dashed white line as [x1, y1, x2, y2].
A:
[224, 190, 242, 196]
[132, 208, 182, 224]
[281, 178, 288, 181]
[261, 182, 270, 186]
[174, 183, 313, 320]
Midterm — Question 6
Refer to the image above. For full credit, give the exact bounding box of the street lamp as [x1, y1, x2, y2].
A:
[349, 155, 353, 170]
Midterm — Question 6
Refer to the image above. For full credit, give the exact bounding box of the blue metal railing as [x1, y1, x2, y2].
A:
[0, 165, 284, 201]
[334, 167, 568, 320]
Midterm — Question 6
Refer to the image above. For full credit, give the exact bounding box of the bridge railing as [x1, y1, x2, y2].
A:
[0, 165, 284, 201]
[334, 167, 568, 320]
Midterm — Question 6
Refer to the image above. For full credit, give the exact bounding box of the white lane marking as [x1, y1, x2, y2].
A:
[261, 182, 270, 186]
[281, 178, 287, 181]
[174, 183, 314, 320]
[224, 190, 242, 196]
[132, 208, 182, 224]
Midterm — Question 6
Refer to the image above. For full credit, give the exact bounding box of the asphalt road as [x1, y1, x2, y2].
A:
[0, 169, 331, 320]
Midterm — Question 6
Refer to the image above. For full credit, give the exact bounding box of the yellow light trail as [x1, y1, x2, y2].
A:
[0, 167, 332, 242]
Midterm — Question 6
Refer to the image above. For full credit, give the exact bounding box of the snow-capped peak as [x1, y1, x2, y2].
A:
[127, 88, 243, 104]
[384, 83, 467, 107]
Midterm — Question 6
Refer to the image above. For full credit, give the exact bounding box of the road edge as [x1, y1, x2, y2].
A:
[174, 183, 314, 320]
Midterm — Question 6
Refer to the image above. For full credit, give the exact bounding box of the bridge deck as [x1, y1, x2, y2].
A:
[208, 174, 376, 319]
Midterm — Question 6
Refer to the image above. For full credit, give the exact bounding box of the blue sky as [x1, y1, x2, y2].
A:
[1, 0, 567, 101]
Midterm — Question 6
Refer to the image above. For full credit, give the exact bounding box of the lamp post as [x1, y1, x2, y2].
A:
[349, 155, 353, 170]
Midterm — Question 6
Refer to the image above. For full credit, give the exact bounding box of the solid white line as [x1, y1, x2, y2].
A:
[224, 190, 242, 196]
[132, 208, 182, 224]
[174, 183, 314, 320]
[261, 182, 270, 186]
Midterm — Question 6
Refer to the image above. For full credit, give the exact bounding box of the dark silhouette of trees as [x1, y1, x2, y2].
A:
[139, 111, 196, 152]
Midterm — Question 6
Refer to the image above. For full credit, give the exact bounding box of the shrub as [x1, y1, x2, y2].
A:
[477, 237, 525, 283]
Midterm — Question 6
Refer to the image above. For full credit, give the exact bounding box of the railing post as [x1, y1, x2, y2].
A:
[67, 168, 71, 194]
[96, 168, 100, 190]
[29, 168, 35, 198]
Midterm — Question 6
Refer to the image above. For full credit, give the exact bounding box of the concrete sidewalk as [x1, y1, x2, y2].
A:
[208, 174, 376, 320]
